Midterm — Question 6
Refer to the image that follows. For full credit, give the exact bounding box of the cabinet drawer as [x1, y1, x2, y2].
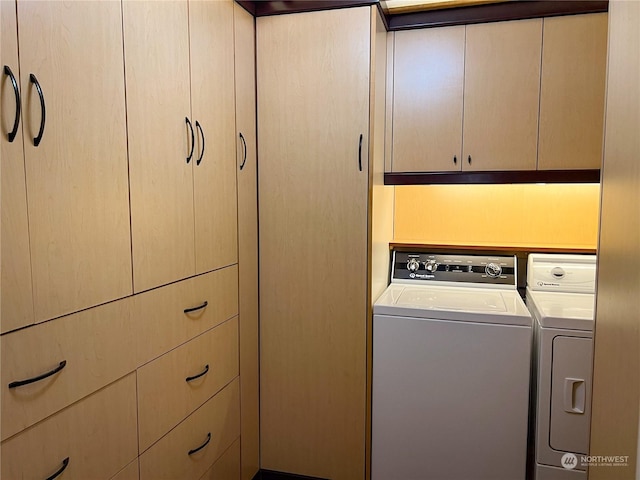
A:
[199, 438, 240, 480]
[138, 317, 239, 451]
[1, 297, 136, 440]
[135, 266, 238, 366]
[1, 374, 137, 480]
[110, 459, 139, 480]
[140, 378, 240, 480]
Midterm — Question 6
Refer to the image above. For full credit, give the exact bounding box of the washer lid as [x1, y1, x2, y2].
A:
[374, 284, 531, 326]
[526, 289, 595, 331]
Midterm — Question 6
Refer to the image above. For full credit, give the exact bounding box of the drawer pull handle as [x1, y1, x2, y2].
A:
[45, 457, 69, 480]
[4, 65, 21, 142]
[195, 120, 205, 166]
[239, 132, 247, 170]
[8, 360, 67, 389]
[188, 432, 211, 456]
[186, 364, 209, 383]
[30, 74, 46, 147]
[186, 117, 195, 164]
[358, 133, 363, 171]
[183, 301, 208, 314]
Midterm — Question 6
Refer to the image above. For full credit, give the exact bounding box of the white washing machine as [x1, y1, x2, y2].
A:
[372, 251, 532, 480]
[526, 253, 597, 480]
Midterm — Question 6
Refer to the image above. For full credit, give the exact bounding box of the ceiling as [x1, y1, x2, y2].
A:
[382, 0, 509, 14]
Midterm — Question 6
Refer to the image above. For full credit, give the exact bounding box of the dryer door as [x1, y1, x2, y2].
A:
[550, 336, 593, 454]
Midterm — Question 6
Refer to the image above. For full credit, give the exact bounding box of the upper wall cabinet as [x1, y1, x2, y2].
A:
[462, 19, 542, 171]
[2, 0, 132, 326]
[538, 13, 608, 170]
[392, 26, 465, 172]
[123, 0, 237, 293]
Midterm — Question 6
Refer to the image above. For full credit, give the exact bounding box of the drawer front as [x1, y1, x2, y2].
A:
[140, 378, 240, 480]
[199, 438, 241, 480]
[138, 317, 239, 451]
[1, 297, 136, 440]
[135, 266, 238, 366]
[1, 374, 137, 480]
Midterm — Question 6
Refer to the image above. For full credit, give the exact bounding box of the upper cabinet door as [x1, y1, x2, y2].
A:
[17, 0, 132, 321]
[190, 0, 238, 274]
[463, 19, 542, 171]
[392, 26, 464, 172]
[123, 0, 195, 292]
[538, 14, 608, 170]
[1, 0, 34, 333]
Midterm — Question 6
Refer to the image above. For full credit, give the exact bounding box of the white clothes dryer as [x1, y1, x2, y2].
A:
[526, 253, 597, 480]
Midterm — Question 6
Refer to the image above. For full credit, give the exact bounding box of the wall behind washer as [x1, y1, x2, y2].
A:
[394, 184, 600, 249]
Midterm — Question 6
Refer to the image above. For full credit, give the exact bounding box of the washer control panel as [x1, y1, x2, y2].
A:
[393, 252, 517, 286]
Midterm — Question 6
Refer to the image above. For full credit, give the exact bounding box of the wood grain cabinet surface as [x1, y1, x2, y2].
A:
[1, 0, 34, 334]
[123, 0, 237, 293]
[137, 317, 239, 452]
[139, 378, 240, 480]
[1, 0, 132, 325]
[1, 374, 138, 480]
[1, 296, 136, 441]
[538, 13, 608, 170]
[199, 438, 241, 480]
[391, 26, 465, 172]
[462, 18, 542, 171]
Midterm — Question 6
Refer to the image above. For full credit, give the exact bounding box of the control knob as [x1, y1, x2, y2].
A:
[485, 263, 502, 278]
[407, 258, 420, 273]
[424, 259, 439, 273]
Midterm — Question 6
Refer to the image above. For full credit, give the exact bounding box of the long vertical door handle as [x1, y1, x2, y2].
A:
[563, 377, 585, 414]
[29, 74, 45, 147]
[239, 132, 247, 170]
[4, 65, 21, 142]
[195, 121, 205, 165]
[185, 117, 195, 164]
[358, 134, 363, 171]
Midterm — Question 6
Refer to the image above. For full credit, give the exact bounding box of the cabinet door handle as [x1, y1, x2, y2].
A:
[188, 432, 211, 455]
[468, 155, 472, 165]
[8, 360, 67, 389]
[45, 457, 70, 480]
[358, 133, 363, 171]
[239, 132, 247, 170]
[195, 120, 205, 166]
[29, 73, 45, 147]
[453, 155, 457, 165]
[183, 300, 208, 314]
[185, 364, 209, 383]
[185, 117, 195, 164]
[4, 65, 21, 142]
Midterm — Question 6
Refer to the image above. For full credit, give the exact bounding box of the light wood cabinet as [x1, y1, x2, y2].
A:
[124, 0, 237, 293]
[1, 373, 138, 480]
[391, 26, 465, 172]
[1, 295, 136, 441]
[2, 0, 133, 323]
[137, 318, 239, 452]
[139, 378, 240, 480]
[258, 6, 386, 479]
[463, 19, 542, 171]
[110, 460, 140, 480]
[199, 438, 241, 480]
[538, 13, 608, 170]
[233, 3, 260, 480]
[1, 0, 34, 333]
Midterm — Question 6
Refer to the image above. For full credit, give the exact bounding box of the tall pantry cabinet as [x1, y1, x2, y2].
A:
[257, 6, 390, 479]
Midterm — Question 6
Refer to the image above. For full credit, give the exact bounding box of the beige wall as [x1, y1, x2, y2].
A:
[394, 184, 600, 249]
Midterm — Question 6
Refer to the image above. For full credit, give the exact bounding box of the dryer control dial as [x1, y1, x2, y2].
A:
[485, 263, 502, 278]
[407, 258, 420, 273]
[424, 259, 439, 273]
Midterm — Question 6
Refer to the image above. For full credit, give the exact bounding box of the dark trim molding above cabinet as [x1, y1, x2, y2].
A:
[384, 169, 601, 185]
[252, 469, 328, 480]
[387, 1, 609, 30]
[236, 0, 607, 28]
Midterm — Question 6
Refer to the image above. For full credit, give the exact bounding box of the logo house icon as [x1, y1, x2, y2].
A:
[561, 453, 578, 470]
